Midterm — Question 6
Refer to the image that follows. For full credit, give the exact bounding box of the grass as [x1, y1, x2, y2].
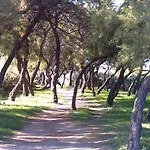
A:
[71, 107, 93, 122]
[0, 87, 54, 139]
[83, 89, 150, 150]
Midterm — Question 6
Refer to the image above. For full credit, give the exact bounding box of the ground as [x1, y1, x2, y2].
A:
[0, 88, 111, 150]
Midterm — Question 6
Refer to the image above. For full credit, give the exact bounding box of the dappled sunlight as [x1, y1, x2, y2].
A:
[83, 90, 150, 150]
[142, 123, 150, 129]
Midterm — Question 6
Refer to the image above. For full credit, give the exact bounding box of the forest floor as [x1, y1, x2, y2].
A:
[0, 88, 111, 150]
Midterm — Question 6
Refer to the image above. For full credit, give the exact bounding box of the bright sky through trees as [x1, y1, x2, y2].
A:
[114, 0, 124, 7]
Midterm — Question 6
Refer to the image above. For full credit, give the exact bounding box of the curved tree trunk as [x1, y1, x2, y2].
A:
[80, 73, 87, 93]
[127, 76, 150, 150]
[9, 61, 26, 101]
[48, 12, 61, 103]
[132, 69, 142, 94]
[61, 73, 66, 88]
[69, 69, 73, 87]
[0, 12, 41, 87]
[97, 67, 119, 95]
[72, 58, 106, 110]
[107, 66, 126, 106]
[128, 80, 136, 96]
[30, 59, 41, 88]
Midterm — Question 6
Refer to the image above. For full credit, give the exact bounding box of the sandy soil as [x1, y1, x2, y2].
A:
[0, 88, 111, 150]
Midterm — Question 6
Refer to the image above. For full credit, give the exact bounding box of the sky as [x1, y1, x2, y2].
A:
[113, 0, 124, 7]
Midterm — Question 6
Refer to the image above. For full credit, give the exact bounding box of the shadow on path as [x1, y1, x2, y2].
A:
[0, 88, 111, 150]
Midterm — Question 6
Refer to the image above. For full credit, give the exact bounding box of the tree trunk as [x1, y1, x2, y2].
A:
[107, 66, 126, 106]
[87, 72, 92, 90]
[61, 73, 66, 88]
[22, 78, 29, 96]
[132, 69, 142, 94]
[146, 106, 150, 121]
[80, 73, 87, 93]
[72, 58, 106, 110]
[22, 58, 29, 96]
[49, 13, 60, 103]
[128, 80, 136, 96]
[97, 67, 119, 95]
[69, 69, 73, 87]
[30, 59, 41, 88]
[9, 65, 25, 101]
[127, 76, 150, 150]
[0, 12, 41, 87]
[91, 66, 96, 96]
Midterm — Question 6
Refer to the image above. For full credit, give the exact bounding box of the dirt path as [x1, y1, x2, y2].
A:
[0, 88, 111, 150]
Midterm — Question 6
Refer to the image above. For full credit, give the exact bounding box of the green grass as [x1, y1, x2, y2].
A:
[71, 107, 93, 122]
[83, 89, 150, 150]
[0, 88, 54, 139]
[0, 105, 42, 139]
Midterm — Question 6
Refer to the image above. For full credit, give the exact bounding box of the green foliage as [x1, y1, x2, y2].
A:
[86, 7, 121, 58]
[116, 0, 150, 68]
[0, 0, 19, 56]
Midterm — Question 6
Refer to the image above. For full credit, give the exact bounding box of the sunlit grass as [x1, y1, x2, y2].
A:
[83, 89, 150, 150]
[0, 88, 54, 139]
[71, 107, 93, 122]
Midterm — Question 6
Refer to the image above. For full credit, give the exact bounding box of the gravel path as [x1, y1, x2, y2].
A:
[0, 88, 111, 150]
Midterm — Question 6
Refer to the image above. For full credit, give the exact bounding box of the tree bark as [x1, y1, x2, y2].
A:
[0, 12, 41, 87]
[80, 73, 87, 93]
[97, 67, 119, 95]
[69, 69, 73, 87]
[132, 69, 142, 94]
[30, 59, 41, 87]
[9, 61, 26, 101]
[127, 76, 150, 150]
[146, 106, 150, 121]
[61, 73, 66, 88]
[107, 66, 126, 106]
[91, 66, 96, 96]
[128, 80, 136, 96]
[49, 13, 61, 103]
[72, 58, 106, 110]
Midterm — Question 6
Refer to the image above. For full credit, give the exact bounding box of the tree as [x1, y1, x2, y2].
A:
[127, 76, 150, 150]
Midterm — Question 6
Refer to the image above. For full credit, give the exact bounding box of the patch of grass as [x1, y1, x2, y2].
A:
[71, 108, 93, 122]
[0, 88, 53, 139]
[0, 105, 42, 139]
[83, 90, 150, 150]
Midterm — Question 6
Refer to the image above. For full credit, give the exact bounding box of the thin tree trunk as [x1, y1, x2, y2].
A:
[107, 66, 126, 106]
[9, 62, 26, 101]
[91, 66, 96, 96]
[127, 76, 150, 150]
[146, 106, 150, 121]
[22, 58, 29, 96]
[61, 73, 66, 88]
[87, 72, 92, 90]
[22, 78, 29, 96]
[128, 80, 136, 96]
[30, 59, 41, 87]
[132, 69, 142, 94]
[49, 12, 61, 103]
[69, 69, 73, 87]
[0, 12, 41, 86]
[80, 73, 87, 93]
[97, 67, 119, 95]
[72, 58, 106, 110]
